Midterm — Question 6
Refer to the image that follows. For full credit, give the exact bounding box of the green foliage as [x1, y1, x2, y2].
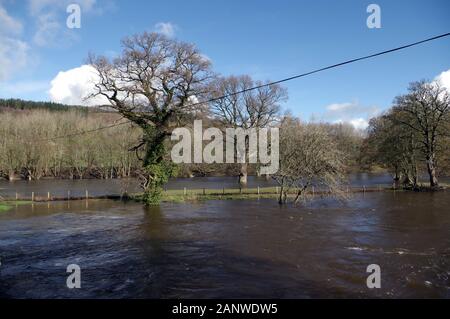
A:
[142, 160, 178, 205]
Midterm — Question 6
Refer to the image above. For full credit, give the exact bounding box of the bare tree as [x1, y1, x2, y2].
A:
[0, 109, 142, 181]
[392, 80, 450, 188]
[210, 75, 287, 185]
[274, 117, 346, 205]
[88, 32, 214, 204]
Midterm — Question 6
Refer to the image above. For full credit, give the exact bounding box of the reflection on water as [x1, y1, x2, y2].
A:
[2, 174, 449, 199]
[0, 191, 449, 298]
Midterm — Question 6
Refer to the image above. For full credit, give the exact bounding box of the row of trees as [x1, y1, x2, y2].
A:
[0, 110, 141, 180]
[0, 98, 87, 111]
[364, 81, 450, 189]
[0, 107, 363, 184]
[88, 32, 365, 204]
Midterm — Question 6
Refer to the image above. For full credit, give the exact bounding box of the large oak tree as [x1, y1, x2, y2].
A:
[89, 32, 214, 204]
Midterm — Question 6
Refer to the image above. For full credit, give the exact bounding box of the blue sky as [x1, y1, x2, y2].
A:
[1, 0, 449, 128]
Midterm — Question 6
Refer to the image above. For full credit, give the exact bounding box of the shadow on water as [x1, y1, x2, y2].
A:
[0, 191, 449, 298]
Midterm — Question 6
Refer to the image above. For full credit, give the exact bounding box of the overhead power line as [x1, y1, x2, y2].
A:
[199, 32, 450, 105]
[42, 32, 450, 141]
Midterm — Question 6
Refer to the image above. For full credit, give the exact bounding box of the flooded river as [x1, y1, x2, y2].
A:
[0, 191, 449, 298]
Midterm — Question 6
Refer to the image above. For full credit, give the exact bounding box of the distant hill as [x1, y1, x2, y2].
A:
[0, 98, 89, 112]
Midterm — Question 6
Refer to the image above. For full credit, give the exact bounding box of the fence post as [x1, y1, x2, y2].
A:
[31, 192, 34, 202]
[15, 192, 18, 201]
[47, 192, 50, 201]
[183, 187, 187, 196]
[257, 186, 260, 195]
[363, 185, 366, 193]
[85, 189, 89, 200]
[68, 190, 70, 200]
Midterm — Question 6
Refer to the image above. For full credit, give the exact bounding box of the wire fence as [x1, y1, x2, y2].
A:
[0, 184, 397, 202]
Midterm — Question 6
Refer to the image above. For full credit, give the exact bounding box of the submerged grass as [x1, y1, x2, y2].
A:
[161, 193, 279, 203]
[0, 201, 31, 213]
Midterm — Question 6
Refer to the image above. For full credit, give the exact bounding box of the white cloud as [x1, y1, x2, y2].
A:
[332, 118, 369, 130]
[32, 12, 62, 46]
[28, 0, 105, 47]
[49, 64, 108, 106]
[0, 5, 23, 35]
[325, 101, 379, 116]
[348, 118, 369, 130]
[0, 36, 30, 81]
[315, 101, 380, 130]
[326, 102, 353, 112]
[0, 3, 29, 81]
[154, 22, 176, 37]
[435, 69, 450, 92]
[28, 0, 97, 15]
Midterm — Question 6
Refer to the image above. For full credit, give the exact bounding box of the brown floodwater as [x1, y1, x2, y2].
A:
[0, 191, 449, 298]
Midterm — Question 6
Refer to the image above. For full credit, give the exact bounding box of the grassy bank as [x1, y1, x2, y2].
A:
[151, 184, 449, 203]
[133, 185, 395, 203]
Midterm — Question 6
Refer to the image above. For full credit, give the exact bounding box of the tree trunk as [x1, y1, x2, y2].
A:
[239, 163, 248, 185]
[402, 173, 413, 188]
[8, 171, 16, 181]
[293, 185, 308, 204]
[426, 155, 439, 188]
[278, 184, 285, 205]
[293, 190, 302, 204]
[412, 162, 418, 189]
[393, 167, 401, 189]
